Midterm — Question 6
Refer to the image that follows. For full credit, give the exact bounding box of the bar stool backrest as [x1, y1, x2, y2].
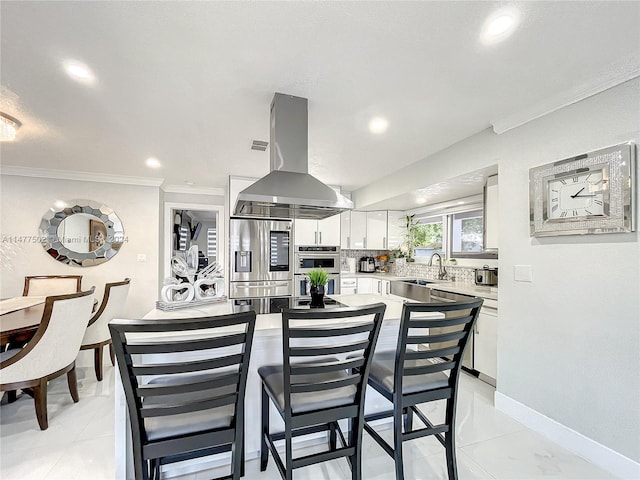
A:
[394, 298, 484, 398]
[109, 311, 256, 478]
[281, 303, 386, 417]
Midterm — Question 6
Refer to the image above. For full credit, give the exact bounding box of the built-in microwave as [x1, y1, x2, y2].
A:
[294, 246, 340, 275]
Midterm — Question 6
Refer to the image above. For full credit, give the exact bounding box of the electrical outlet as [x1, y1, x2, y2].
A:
[137, 254, 147, 262]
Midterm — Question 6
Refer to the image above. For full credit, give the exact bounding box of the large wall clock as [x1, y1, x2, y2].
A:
[529, 142, 636, 237]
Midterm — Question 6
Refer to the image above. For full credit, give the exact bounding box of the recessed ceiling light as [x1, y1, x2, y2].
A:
[63, 60, 96, 84]
[54, 200, 66, 209]
[0, 112, 21, 142]
[145, 157, 161, 168]
[416, 197, 427, 204]
[184, 180, 195, 185]
[481, 10, 519, 44]
[368, 117, 389, 134]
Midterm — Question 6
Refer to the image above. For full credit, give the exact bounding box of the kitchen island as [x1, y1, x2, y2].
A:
[114, 294, 423, 479]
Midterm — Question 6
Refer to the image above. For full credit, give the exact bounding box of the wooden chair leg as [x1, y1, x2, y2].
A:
[445, 399, 458, 480]
[33, 379, 48, 430]
[260, 384, 269, 471]
[7, 390, 17, 403]
[350, 416, 363, 480]
[94, 345, 104, 381]
[109, 342, 115, 366]
[330, 421, 337, 450]
[67, 364, 80, 402]
[393, 401, 405, 480]
[403, 406, 414, 433]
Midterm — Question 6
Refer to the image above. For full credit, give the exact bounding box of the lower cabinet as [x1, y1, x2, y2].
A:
[356, 277, 373, 294]
[474, 304, 498, 383]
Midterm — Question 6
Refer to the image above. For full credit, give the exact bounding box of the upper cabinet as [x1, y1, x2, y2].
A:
[386, 211, 405, 250]
[366, 211, 387, 249]
[294, 215, 341, 246]
[341, 210, 400, 250]
[484, 175, 499, 249]
[348, 211, 367, 249]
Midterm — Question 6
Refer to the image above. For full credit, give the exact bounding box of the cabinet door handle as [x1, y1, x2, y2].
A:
[386, 283, 390, 295]
[319, 231, 322, 244]
[347, 236, 350, 249]
[377, 282, 381, 294]
[383, 236, 386, 249]
[363, 237, 366, 248]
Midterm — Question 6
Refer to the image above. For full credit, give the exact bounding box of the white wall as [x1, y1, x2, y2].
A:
[0, 176, 160, 318]
[354, 78, 640, 462]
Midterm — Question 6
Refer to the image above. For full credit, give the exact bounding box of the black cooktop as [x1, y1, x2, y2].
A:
[231, 296, 347, 315]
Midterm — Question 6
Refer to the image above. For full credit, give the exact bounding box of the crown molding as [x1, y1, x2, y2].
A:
[0, 165, 164, 187]
[491, 61, 640, 135]
[162, 184, 225, 196]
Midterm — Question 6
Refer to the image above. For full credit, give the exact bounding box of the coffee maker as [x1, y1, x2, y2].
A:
[359, 256, 376, 273]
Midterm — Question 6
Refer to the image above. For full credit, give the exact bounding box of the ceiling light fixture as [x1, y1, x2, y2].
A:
[63, 60, 96, 84]
[368, 116, 389, 134]
[0, 112, 22, 142]
[145, 157, 161, 168]
[481, 10, 519, 44]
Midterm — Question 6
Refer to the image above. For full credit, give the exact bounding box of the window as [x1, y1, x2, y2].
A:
[412, 206, 496, 260]
[451, 210, 483, 253]
[206, 227, 217, 258]
[413, 216, 444, 258]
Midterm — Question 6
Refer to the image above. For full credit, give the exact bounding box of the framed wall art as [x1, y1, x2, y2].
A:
[529, 142, 636, 237]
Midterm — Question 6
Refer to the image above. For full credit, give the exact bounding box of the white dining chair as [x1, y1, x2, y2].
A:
[23, 275, 82, 296]
[80, 278, 131, 381]
[0, 288, 95, 430]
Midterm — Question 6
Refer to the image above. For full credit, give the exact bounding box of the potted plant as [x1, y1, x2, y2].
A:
[404, 214, 419, 262]
[306, 268, 328, 308]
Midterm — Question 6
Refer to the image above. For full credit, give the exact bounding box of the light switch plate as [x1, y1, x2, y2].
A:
[137, 254, 147, 262]
[514, 265, 533, 282]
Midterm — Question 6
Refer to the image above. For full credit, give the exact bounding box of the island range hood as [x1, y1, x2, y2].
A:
[233, 93, 353, 220]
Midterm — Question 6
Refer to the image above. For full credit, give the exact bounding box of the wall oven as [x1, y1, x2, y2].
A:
[294, 246, 340, 274]
[230, 218, 293, 298]
[294, 246, 340, 296]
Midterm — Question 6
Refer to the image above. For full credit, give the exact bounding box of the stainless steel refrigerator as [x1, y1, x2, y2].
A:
[229, 218, 293, 298]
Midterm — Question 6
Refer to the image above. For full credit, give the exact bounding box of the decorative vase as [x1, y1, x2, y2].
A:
[309, 285, 325, 308]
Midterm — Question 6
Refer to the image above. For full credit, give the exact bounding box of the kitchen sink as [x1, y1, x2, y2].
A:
[401, 279, 444, 286]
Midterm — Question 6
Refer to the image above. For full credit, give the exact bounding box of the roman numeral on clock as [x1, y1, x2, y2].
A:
[560, 211, 567, 217]
[594, 199, 603, 205]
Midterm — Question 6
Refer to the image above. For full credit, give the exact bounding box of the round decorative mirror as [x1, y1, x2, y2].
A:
[39, 199, 125, 267]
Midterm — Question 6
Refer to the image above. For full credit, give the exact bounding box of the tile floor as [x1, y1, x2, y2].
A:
[1, 352, 616, 480]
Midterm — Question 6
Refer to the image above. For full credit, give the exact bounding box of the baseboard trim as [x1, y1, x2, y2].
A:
[495, 392, 640, 479]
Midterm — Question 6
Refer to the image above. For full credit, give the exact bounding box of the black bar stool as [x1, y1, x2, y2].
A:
[259, 303, 386, 480]
[362, 298, 483, 480]
[109, 311, 256, 480]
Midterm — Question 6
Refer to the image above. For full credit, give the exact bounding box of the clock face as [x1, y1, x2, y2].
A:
[547, 170, 605, 220]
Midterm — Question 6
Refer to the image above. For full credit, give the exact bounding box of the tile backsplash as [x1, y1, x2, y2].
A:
[341, 250, 476, 284]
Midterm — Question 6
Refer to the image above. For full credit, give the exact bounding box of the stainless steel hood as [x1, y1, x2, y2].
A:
[234, 93, 353, 220]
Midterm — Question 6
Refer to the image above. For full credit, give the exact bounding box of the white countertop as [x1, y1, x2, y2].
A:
[142, 294, 410, 335]
[340, 273, 498, 300]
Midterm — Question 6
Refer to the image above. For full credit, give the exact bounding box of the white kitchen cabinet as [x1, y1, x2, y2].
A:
[294, 215, 341, 246]
[386, 211, 405, 250]
[356, 277, 373, 294]
[350, 211, 367, 249]
[366, 211, 387, 249]
[371, 278, 391, 296]
[341, 276, 357, 294]
[340, 211, 351, 249]
[484, 174, 499, 250]
[474, 303, 498, 383]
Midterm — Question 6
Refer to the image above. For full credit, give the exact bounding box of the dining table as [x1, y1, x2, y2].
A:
[0, 297, 47, 346]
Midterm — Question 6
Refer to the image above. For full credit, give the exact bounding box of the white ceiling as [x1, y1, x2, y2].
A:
[1, 1, 638, 210]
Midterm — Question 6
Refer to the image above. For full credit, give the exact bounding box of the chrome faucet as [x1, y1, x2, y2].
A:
[428, 252, 447, 280]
